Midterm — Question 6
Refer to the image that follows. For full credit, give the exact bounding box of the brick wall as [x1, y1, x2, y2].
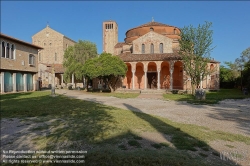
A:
[132, 31, 173, 54]
[1, 37, 38, 73]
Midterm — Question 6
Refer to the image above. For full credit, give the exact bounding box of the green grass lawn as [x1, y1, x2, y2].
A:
[163, 89, 249, 104]
[1, 91, 247, 165]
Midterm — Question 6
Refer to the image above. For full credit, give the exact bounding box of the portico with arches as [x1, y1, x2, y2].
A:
[123, 60, 184, 90]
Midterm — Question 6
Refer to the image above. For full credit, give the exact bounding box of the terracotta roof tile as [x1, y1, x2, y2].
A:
[117, 52, 182, 62]
[0, 33, 43, 49]
[114, 42, 126, 48]
[46, 64, 65, 74]
[126, 21, 177, 35]
[117, 52, 220, 63]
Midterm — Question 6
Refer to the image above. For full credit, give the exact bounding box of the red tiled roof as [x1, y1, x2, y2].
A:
[114, 42, 126, 48]
[126, 21, 178, 35]
[117, 52, 220, 63]
[117, 52, 182, 62]
[0, 33, 43, 49]
[46, 64, 65, 74]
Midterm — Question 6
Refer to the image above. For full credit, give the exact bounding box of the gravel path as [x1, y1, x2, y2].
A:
[56, 89, 250, 137]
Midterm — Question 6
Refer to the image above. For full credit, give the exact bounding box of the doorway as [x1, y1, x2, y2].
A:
[147, 72, 157, 89]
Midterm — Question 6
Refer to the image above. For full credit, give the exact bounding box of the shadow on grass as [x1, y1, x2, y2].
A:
[0, 91, 239, 166]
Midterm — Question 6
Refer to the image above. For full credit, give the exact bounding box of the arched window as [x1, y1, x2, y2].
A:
[159, 43, 163, 53]
[11, 44, 15, 59]
[142, 44, 145, 54]
[55, 53, 57, 61]
[150, 43, 154, 54]
[1, 41, 5, 58]
[6, 43, 10, 58]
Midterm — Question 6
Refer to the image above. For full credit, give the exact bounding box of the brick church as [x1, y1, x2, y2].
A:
[103, 20, 220, 91]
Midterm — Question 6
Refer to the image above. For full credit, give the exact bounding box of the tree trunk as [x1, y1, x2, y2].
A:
[191, 83, 196, 95]
[86, 79, 89, 91]
[108, 82, 114, 93]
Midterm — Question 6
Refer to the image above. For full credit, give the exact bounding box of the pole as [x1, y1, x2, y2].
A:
[241, 66, 243, 91]
[51, 66, 55, 95]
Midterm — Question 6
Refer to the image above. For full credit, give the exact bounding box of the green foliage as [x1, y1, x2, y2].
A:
[63, 40, 98, 82]
[224, 47, 250, 90]
[220, 65, 235, 82]
[179, 22, 214, 94]
[83, 53, 127, 91]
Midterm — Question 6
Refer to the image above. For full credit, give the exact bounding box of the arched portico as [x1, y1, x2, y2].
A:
[161, 61, 170, 89]
[173, 61, 183, 89]
[122, 60, 184, 90]
[124, 63, 132, 89]
[135, 62, 144, 89]
[147, 62, 157, 89]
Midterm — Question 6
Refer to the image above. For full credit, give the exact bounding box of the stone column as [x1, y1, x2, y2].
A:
[33, 74, 36, 91]
[23, 74, 27, 92]
[1, 72, 4, 94]
[144, 71, 147, 89]
[169, 62, 174, 90]
[13, 73, 16, 92]
[132, 70, 135, 90]
[61, 74, 63, 84]
[157, 70, 160, 90]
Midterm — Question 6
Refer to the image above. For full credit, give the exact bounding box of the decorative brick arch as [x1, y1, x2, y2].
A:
[173, 61, 183, 89]
[161, 61, 170, 89]
[124, 63, 132, 89]
[135, 62, 144, 89]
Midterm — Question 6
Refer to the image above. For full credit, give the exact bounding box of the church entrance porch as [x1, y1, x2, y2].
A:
[147, 72, 157, 89]
[122, 60, 186, 90]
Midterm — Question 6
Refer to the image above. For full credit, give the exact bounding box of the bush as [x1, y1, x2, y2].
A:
[68, 85, 73, 90]
[172, 90, 179, 94]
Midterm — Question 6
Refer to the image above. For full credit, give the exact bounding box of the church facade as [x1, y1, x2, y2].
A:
[103, 20, 220, 91]
[32, 25, 76, 88]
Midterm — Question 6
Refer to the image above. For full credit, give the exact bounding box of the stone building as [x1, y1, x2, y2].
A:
[0, 33, 43, 93]
[103, 20, 220, 91]
[32, 25, 76, 88]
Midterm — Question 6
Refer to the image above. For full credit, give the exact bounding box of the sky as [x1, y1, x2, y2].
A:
[1, 1, 250, 66]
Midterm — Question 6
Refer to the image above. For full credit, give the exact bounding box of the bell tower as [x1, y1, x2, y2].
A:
[103, 21, 118, 55]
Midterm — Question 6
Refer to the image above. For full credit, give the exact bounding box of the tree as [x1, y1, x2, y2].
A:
[178, 22, 215, 95]
[82, 53, 127, 92]
[63, 40, 98, 83]
[219, 65, 237, 88]
[240, 47, 250, 90]
[224, 47, 250, 90]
